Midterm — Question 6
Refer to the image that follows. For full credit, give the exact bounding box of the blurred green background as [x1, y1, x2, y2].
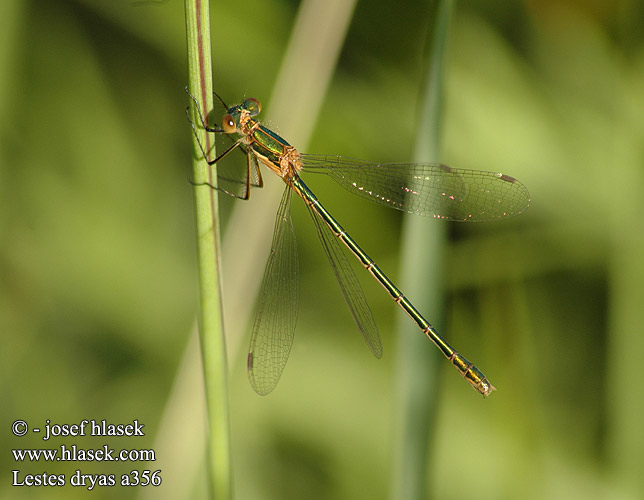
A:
[2, 0, 644, 499]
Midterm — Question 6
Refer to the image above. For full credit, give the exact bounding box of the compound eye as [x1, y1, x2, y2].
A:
[222, 114, 236, 133]
[245, 98, 261, 117]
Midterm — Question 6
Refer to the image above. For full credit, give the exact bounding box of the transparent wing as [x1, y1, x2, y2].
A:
[248, 186, 298, 395]
[301, 154, 530, 222]
[305, 198, 383, 359]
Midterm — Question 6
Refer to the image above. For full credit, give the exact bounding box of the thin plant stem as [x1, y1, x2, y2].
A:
[391, 1, 454, 499]
[184, 1, 231, 499]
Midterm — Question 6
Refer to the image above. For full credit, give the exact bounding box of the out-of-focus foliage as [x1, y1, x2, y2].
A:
[1, 0, 643, 499]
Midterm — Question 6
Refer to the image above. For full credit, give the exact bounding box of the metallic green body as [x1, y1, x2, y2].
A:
[251, 124, 292, 166]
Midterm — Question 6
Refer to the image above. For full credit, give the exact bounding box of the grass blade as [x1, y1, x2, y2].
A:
[184, 1, 231, 498]
[391, 1, 454, 498]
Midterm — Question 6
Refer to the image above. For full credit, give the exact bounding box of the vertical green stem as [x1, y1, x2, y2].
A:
[184, 1, 231, 499]
[391, 1, 453, 499]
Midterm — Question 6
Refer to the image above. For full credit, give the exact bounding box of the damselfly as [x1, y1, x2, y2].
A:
[187, 90, 530, 397]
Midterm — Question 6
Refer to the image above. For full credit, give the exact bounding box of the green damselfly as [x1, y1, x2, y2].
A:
[187, 90, 530, 397]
